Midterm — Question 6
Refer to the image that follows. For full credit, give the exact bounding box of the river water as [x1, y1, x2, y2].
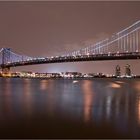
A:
[0, 78, 140, 138]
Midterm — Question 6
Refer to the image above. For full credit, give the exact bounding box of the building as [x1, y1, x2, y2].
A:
[115, 65, 121, 77]
[60, 72, 82, 78]
[125, 64, 131, 76]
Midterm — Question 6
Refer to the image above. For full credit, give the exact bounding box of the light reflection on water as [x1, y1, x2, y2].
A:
[138, 97, 140, 125]
[40, 80, 48, 91]
[108, 83, 121, 88]
[134, 81, 140, 125]
[23, 78, 32, 117]
[0, 78, 140, 138]
[82, 80, 93, 122]
[3, 78, 13, 119]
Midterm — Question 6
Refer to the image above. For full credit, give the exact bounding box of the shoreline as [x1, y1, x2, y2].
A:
[0, 76, 140, 80]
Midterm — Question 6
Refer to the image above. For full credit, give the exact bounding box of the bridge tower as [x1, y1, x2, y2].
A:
[1, 48, 11, 75]
[2, 48, 11, 64]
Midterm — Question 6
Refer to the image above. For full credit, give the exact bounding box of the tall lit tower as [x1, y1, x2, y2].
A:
[125, 64, 131, 76]
[115, 65, 121, 77]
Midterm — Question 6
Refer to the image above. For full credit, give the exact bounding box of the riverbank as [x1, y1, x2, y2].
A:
[0, 76, 140, 80]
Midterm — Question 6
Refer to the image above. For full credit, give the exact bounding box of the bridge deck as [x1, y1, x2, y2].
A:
[1, 52, 140, 68]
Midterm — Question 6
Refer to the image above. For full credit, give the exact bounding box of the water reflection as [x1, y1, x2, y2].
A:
[82, 80, 93, 122]
[5, 78, 11, 96]
[23, 78, 32, 117]
[138, 97, 140, 125]
[115, 81, 125, 84]
[3, 78, 13, 119]
[108, 82, 121, 88]
[133, 81, 140, 126]
[40, 80, 48, 91]
[106, 95, 112, 120]
[92, 80, 133, 128]
[24, 79, 31, 95]
[0, 78, 140, 138]
[134, 81, 140, 92]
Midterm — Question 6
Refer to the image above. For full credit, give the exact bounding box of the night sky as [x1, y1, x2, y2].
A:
[0, 1, 140, 74]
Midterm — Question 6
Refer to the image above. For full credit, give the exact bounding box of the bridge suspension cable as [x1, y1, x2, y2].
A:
[66, 20, 140, 56]
[0, 48, 34, 65]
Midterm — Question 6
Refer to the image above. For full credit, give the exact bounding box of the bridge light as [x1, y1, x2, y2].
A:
[108, 52, 111, 56]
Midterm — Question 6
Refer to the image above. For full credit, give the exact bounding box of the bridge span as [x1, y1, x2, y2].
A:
[1, 52, 140, 69]
[0, 20, 140, 72]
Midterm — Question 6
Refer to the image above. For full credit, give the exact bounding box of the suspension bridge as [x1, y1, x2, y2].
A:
[0, 20, 140, 73]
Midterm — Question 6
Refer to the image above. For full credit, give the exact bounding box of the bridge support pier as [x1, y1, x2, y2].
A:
[1, 67, 11, 77]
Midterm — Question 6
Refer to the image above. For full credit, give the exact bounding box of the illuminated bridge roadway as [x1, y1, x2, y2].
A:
[1, 52, 140, 69]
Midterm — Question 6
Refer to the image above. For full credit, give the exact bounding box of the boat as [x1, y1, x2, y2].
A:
[73, 80, 78, 83]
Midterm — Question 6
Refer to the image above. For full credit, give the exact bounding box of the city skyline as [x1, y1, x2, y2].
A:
[0, 1, 140, 74]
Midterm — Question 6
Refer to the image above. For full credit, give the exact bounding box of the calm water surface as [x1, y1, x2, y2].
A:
[0, 78, 140, 138]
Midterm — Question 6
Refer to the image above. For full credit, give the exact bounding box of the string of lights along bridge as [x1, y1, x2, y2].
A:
[0, 20, 140, 72]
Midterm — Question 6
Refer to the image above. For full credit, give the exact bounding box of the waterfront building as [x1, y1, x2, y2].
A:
[115, 65, 121, 77]
[125, 64, 131, 76]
